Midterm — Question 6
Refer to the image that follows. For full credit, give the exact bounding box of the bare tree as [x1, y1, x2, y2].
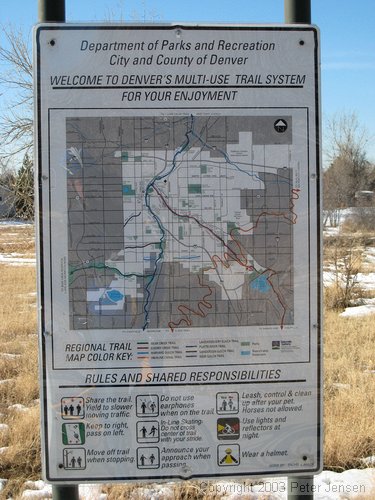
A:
[0, 11, 162, 162]
[368, 162, 375, 191]
[324, 112, 371, 209]
[324, 236, 364, 310]
[326, 112, 370, 162]
[0, 25, 33, 162]
[103, 0, 161, 22]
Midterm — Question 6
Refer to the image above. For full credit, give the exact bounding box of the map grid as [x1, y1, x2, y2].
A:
[67, 114, 295, 331]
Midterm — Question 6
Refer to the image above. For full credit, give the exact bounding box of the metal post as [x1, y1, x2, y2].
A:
[284, 0, 311, 24]
[38, 0, 65, 23]
[37, 0, 78, 497]
[288, 476, 315, 499]
[285, 1, 314, 499]
[51, 485, 80, 500]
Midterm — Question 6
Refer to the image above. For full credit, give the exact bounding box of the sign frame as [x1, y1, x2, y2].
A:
[35, 23, 322, 483]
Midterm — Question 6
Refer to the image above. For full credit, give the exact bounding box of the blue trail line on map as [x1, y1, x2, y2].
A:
[142, 116, 194, 330]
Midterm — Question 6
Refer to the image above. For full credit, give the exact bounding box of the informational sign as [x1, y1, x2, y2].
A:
[35, 24, 322, 482]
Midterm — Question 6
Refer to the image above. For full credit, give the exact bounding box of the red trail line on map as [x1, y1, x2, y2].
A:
[153, 186, 300, 331]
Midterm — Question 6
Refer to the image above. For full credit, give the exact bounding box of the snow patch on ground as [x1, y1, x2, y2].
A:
[7, 403, 29, 413]
[0, 353, 22, 359]
[340, 303, 375, 317]
[20, 482, 106, 499]
[361, 456, 375, 467]
[0, 379, 13, 386]
[323, 226, 340, 237]
[0, 220, 33, 226]
[323, 270, 336, 285]
[323, 236, 375, 318]
[364, 247, 375, 263]
[0, 253, 36, 266]
[332, 382, 351, 390]
[356, 273, 375, 290]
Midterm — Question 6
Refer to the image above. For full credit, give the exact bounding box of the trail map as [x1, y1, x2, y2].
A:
[67, 114, 297, 332]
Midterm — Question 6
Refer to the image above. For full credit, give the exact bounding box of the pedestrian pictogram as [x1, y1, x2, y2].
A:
[61, 397, 84, 419]
[137, 447, 160, 469]
[216, 392, 239, 414]
[274, 118, 288, 133]
[136, 395, 159, 417]
[136, 421, 160, 443]
[217, 418, 240, 440]
[218, 444, 240, 466]
[62, 448, 86, 469]
[62, 423, 85, 445]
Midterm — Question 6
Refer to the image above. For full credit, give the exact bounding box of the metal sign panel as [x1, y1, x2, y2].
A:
[35, 24, 322, 482]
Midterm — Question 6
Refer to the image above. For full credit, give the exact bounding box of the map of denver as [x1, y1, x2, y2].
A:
[67, 114, 297, 331]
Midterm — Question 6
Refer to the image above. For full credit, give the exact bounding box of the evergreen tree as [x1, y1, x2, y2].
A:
[13, 153, 34, 220]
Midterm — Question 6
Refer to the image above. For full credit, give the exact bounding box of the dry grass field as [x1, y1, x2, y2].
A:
[0, 224, 40, 497]
[0, 223, 375, 498]
[323, 228, 375, 471]
[324, 312, 375, 470]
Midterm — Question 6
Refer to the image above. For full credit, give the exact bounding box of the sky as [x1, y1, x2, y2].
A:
[1, 0, 375, 161]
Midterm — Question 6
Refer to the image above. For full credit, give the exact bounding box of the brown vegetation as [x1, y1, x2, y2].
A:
[323, 230, 375, 310]
[324, 312, 375, 470]
[0, 224, 39, 498]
